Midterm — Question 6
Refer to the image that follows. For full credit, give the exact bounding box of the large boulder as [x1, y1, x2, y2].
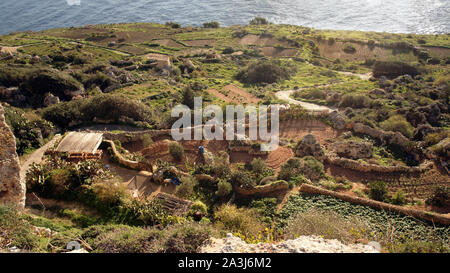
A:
[326, 92, 341, 103]
[43, 93, 60, 107]
[327, 111, 346, 130]
[332, 141, 373, 159]
[294, 134, 325, 161]
[0, 105, 25, 209]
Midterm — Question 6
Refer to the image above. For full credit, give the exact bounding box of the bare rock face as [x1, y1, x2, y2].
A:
[0, 105, 25, 209]
[201, 233, 379, 253]
[294, 134, 325, 161]
[328, 111, 346, 130]
[332, 141, 373, 160]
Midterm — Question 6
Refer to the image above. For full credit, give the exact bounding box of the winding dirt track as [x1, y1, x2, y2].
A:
[20, 134, 62, 185]
[275, 69, 371, 112]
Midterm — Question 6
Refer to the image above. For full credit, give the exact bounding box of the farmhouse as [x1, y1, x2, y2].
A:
[54, 132, 103, 161]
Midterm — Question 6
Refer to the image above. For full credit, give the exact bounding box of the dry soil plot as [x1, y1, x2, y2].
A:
[279, 119, 339, 144]
[265, 146, 294, 170]
[207, 84, 261, 104]
[259, 47, 298, 57]
[239, 34, 290, 47]
[423, 46, 450, 58]
[153, 39, 185, 48]
[183, 39, 215, 47]
[316, 40, 417, 62]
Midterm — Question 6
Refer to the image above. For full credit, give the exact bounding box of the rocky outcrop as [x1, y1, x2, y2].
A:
[332, 140, 373, 159]
[294, 134, 325, 161]
[201, 233, 379, 253]
[0, 105, 25, 209]
[43, 93, 60, 107]
[326, 92, 341, 103]
[327, 110, 346, 130]
[352, 123, 420, 160]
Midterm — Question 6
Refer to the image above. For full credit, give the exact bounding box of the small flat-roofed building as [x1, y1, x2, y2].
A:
[55, 132, 103, 161]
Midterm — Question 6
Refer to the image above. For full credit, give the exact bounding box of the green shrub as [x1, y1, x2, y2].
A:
[215, 179, 232, 197]
[426, 186, 449, 208]
[169, 142, 185, 161]
[175, 176, 197, 199]
[391, 190, 407, 205]
[373, 61, 419, 78]
[189, 200, 208, 216]
[203, 21, 220, 28]
[249, 17, 269, 25]
[4, 107, 53, 155]
[0, 205, 40, 251]
[343, 44, 357, 54]
[339, 94, 372, 109]
[230, 170, 256, 189]
[283, 208, 371, 244]
[214, 204, 266, 237]
[165, 22, 181, 28]
[22, 68, 83, 98]
[380, 115, 414, 138]
[368, 181, 388, 202]
[42, 94, 156, 128]
[236, 59, 297, 84]
[278, 157, 324, 182]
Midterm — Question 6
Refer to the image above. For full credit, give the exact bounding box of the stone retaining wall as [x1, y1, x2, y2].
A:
[103, 140, 151, 171]
[234, 180, 289, 196]
[327, 156, 432, 173]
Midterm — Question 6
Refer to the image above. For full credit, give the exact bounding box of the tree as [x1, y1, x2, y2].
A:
[181, 86, 195, 109]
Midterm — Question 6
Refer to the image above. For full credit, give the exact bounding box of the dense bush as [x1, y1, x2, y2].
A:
[426, 186, 449, 208]
[215, 179, 232, 197]
[230, 170, 256, 189]
[203, 21, 220, 28]
[4, 106, 53, 155]
[343, 44, 357, 54]
[278, 157, 324, 182]
[283, 209, 370, 243]
[22, 68, 83, 98]
[249, 17, 269, 25]
[339, 94, 372, 109]
[391, 190, 407, 205]
[380, 115, 414, 138]
[236, 59, 297, 84]
[373, 61, 419, 78]
[84, 222, 213, 253]
[214, 204, 266, 238]
[0, 205, 40, 251]
[174, 176, 197, 199]
[368, 181, 388, 202]
[41, 94, 156, 128]
[169, 142, 185, 161]
[165, 22, 181, 28]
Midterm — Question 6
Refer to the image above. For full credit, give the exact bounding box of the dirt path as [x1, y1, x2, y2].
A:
[275, 68, 371, 112]
[337, 71, 372, 80]
[275, 87, 336, 113]
[20, 134, 62, 184]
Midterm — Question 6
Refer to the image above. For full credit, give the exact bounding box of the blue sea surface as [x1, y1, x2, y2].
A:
[0, 0, 449, 34]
